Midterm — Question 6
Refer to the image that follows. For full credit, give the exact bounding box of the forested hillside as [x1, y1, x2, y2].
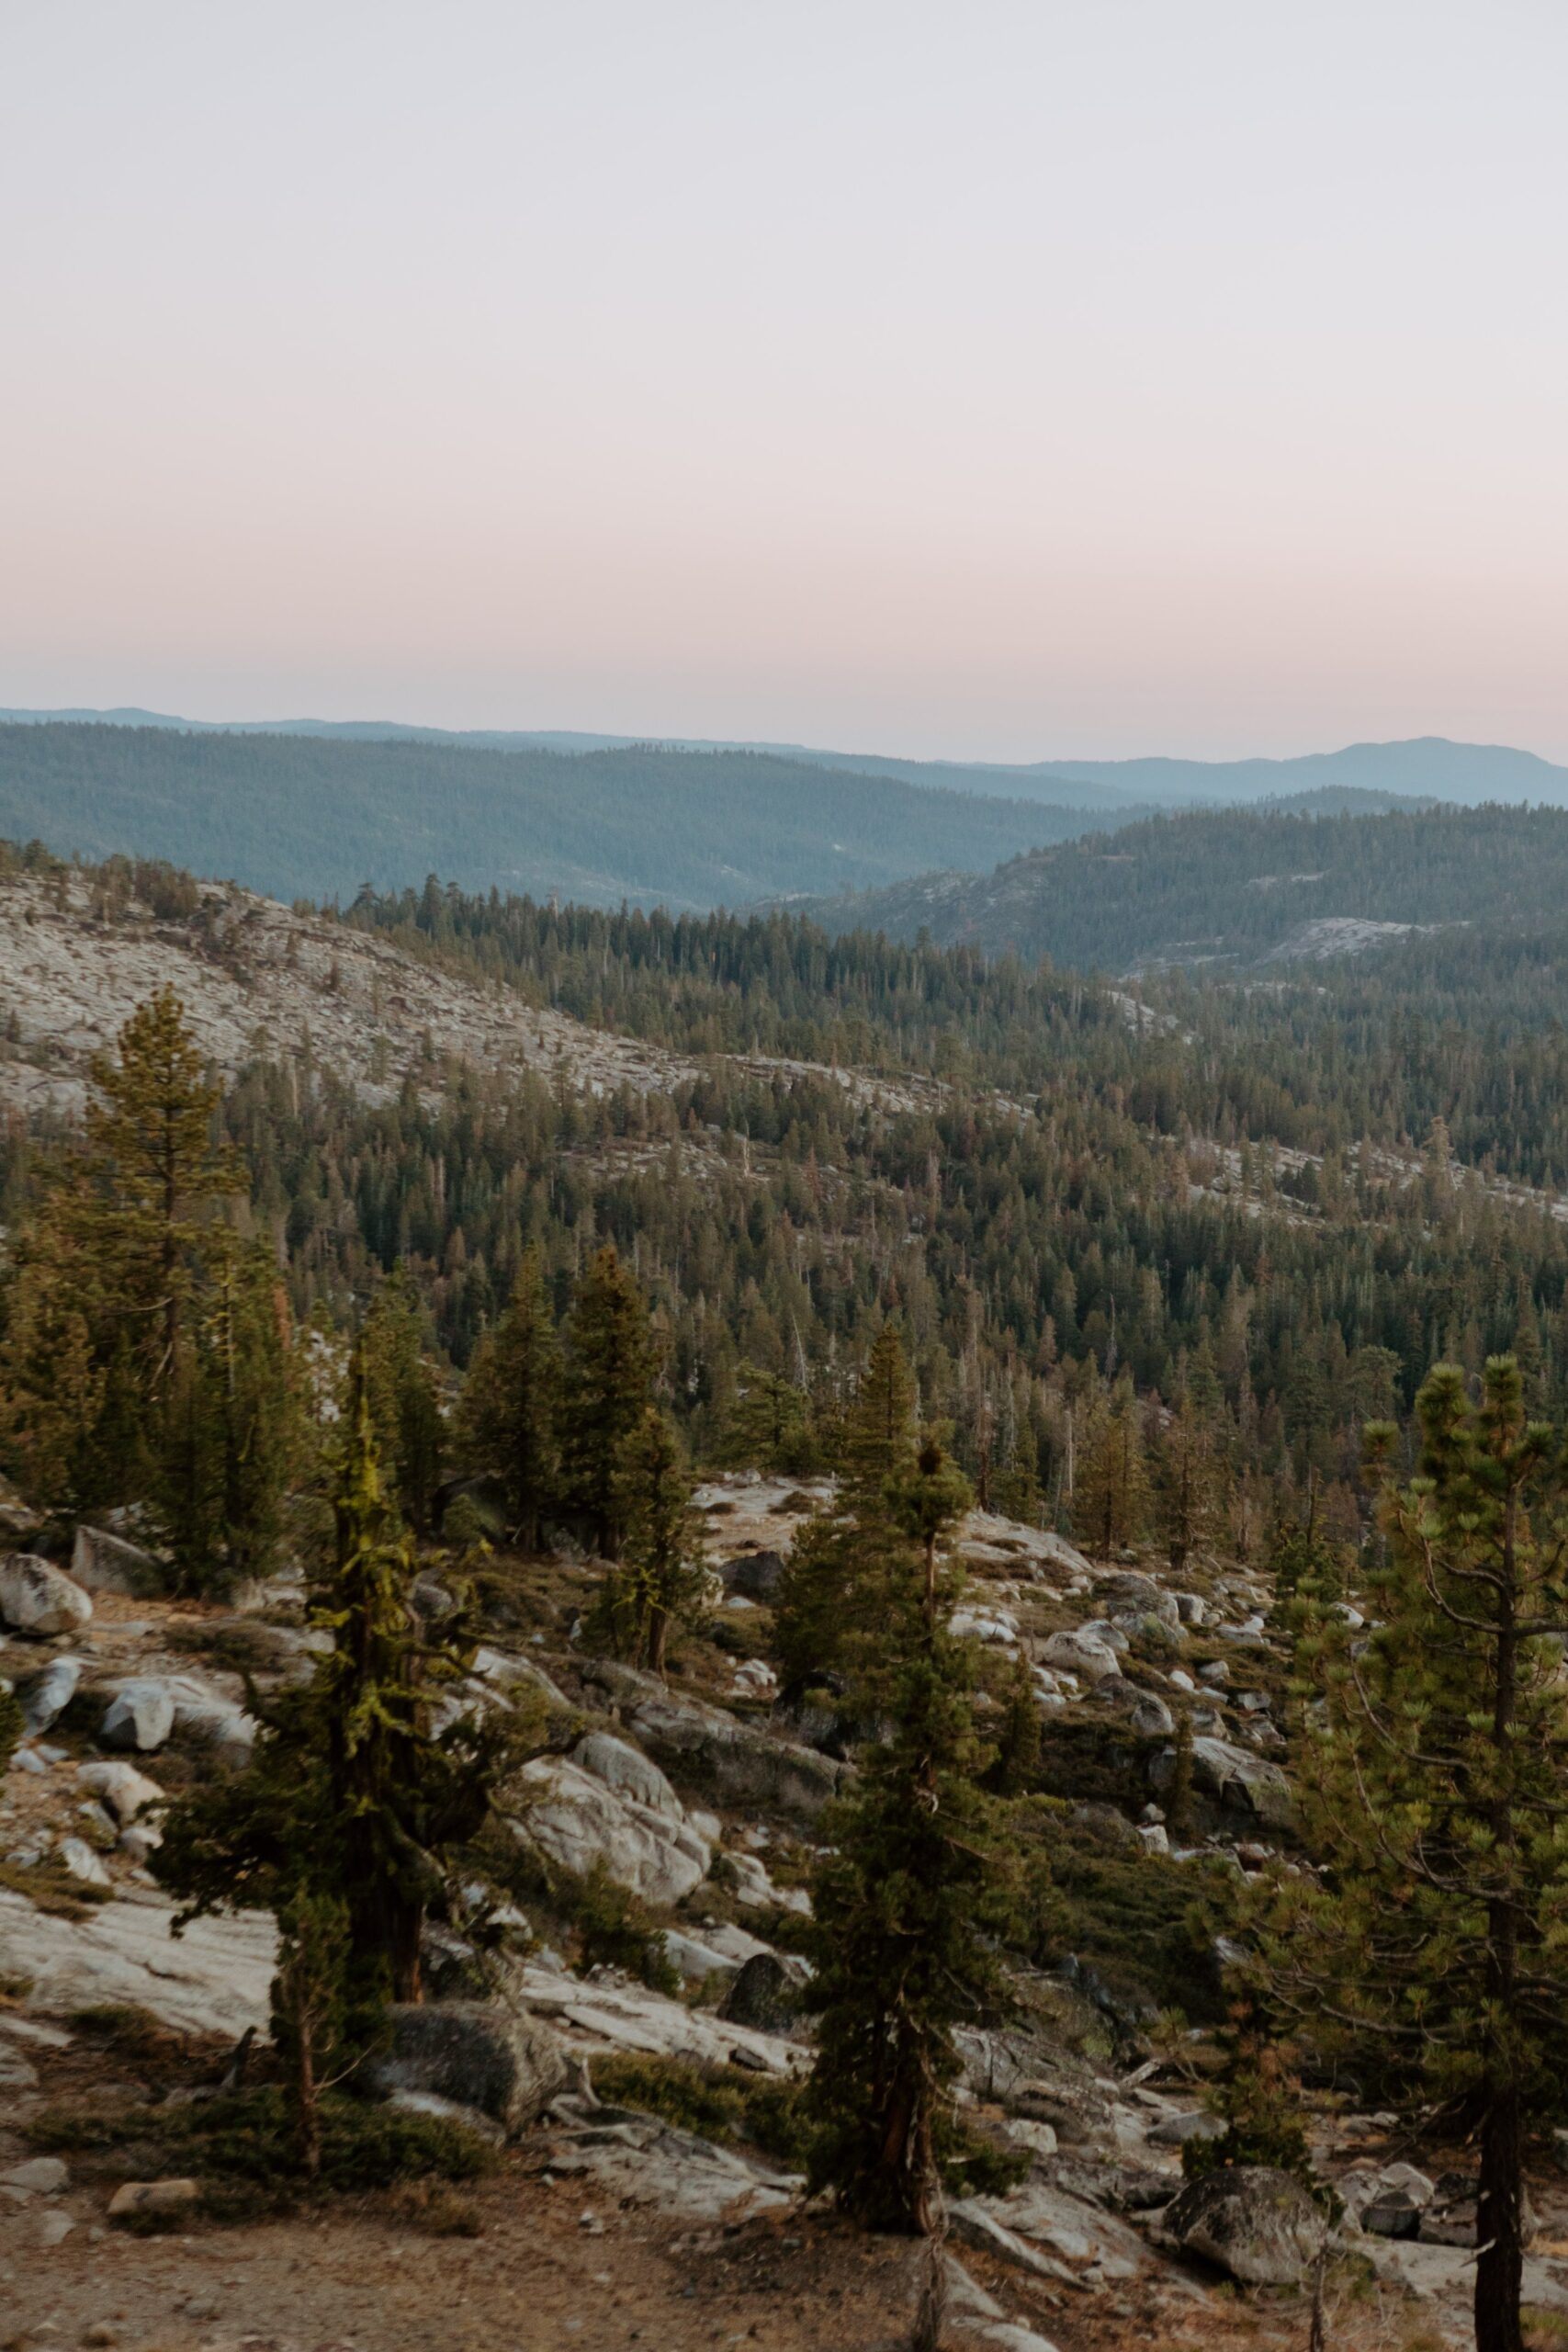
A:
[9, 837, 1568, 2347]
[0, 720, 1111, 908]
[805, 797, 1568, 974]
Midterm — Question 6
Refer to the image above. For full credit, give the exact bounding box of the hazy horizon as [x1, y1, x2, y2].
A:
[6, 3, 1568, 763]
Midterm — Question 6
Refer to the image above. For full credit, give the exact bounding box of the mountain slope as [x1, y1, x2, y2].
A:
[0, 722, 1112, 910]
[6, 709, 1565, 809]
[799, 800, 1568, 974]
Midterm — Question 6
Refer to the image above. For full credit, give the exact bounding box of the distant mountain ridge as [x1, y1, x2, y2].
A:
[4, 709, 1565, 812]
[0, 720, 1120, 910]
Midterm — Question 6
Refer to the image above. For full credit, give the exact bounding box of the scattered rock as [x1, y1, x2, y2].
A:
[718, 1953, 805, 2033]
[1145, 2109, 1224, 2148]
[1148, 1735, 1292, 1830]
[17, 1655, 82, 1735]
[583, 1658, 842, 1819]
[99, 1680, 176, 1753]
[58, 1836, 111, 1888]
[725, 1551, 785, 1602]
[513, 1755, 712, 1906]
[361, 2001, 570, 2137]
[71, 1525, 167, 1598]
[107, 2177, 201, 2221]
[1161, 2164, 1327, 2286]
[1041, 1629, 1122, 1683]
[77, 1760, 164, 1825]
[0, 2155, 68, 2194]
[0, 1555, 93, 1637]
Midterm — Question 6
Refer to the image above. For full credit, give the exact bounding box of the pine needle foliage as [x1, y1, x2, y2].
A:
[1258, 1356, 1568, 2352]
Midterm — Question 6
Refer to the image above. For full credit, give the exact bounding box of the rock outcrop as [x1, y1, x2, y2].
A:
[0, 1556, 93, 1637]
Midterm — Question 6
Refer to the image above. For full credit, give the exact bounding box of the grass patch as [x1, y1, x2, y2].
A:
[0, 1858, 107, 1919]
[591, 2053, 811, 2168]
[67, 2004, 176, 2061]
[29, 2086, 495, 2212]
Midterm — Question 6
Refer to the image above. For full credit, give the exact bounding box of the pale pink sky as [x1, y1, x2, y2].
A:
[4, 1, 1567, 761]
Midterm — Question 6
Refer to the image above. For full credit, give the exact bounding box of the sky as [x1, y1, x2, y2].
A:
[3, 2, 1566, 763]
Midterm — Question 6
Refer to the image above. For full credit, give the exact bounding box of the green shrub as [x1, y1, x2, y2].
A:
[591, 2053, 811, 2168]
[570, 1862, 679, 1995]
[30, 2086, 493, 2209]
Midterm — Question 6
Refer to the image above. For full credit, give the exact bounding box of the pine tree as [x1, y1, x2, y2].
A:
[0, 988, 240, 1513]
[1262, 1358, 1568, 2352]
[558, 1245, 654, 1556]
[83, 984, 241, 1383]
[154, 1349, 509, 2030]
[1156, 1388, 1224, 1575]
[1075, 1372, 1149, 1559]
[455, 1248, 560, 1550]
[321, 1354, 489, 2006]
[361, 1272, 446, 1535]
[774, 1328, 920, 1690]
[721, 1363, 815, 1476]
[805, 1437, 1008, 2235]
[608, 1407, 704, 1673]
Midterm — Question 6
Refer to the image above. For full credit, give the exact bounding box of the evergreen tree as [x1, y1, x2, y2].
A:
[774, 1328, 919, 1690]
[1263, 1358, 1568, 2352]
[455, 1248, 560, 1550]
[805, 1438, 1008, 2234]
[721, 1362, 816, 1476]
[154, 1350, 508, 2028]
[83, 984, 241, 1382]
[607, 1406, 704, 1673]
[1074, 1372, 1149, 1559]
[1156, 1388, 1224, 1575]
[361, 1272, 446, 1535]
[558, 1245, 654, 1556]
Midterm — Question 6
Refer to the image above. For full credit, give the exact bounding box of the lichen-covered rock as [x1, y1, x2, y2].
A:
[0, 1555, 93, 1637]
[573, 1731, 684, 1819]
[1162, 2164, 1327, 2285]
[361, 2000, 569, 2136]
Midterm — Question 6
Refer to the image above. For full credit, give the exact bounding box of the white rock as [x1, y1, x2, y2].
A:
[78, 1759, 164, 1825]
[0, 1555, 92, 1636]
[0, 1886, 275, 2036]
[1042, 1629, 1122, 1683]
[19, 1655, 81, 1734]
[58, 1837, 111, 1888]
[100, 1681, 175, 1752]
[513, 1756, 712, 1906]
[572, 1732, 684, 1820]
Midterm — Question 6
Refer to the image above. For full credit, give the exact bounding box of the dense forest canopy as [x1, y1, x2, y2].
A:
[805, 798, 1568, 974]
[0, 721, 1115, 908]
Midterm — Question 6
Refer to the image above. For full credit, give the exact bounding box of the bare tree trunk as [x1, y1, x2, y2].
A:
[1475, 2076, 1524, 2352]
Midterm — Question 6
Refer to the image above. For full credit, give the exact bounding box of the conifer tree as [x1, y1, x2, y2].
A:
[607, 1406, 703, 1673]
[1075, 1372, 1149, 1559]
[1156, 1387, 1224, 1575]
[455, 1248, 560, 1550]
[558, 1245, 654, 1556]
[83, 984, 241, 1382]
[805, 1436, 1008, 2234]
[1263, 1358, 1568, 2352]
[154, 1349, 508, 2026]
[361, 1272, 446, 1535]
[774, 1327, 919, 1689]
[721, 1363, 815, 1476]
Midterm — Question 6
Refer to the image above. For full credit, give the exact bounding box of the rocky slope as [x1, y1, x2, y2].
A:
[0, 866, 940, 1125]
[7, 1480, 1567, 2347]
